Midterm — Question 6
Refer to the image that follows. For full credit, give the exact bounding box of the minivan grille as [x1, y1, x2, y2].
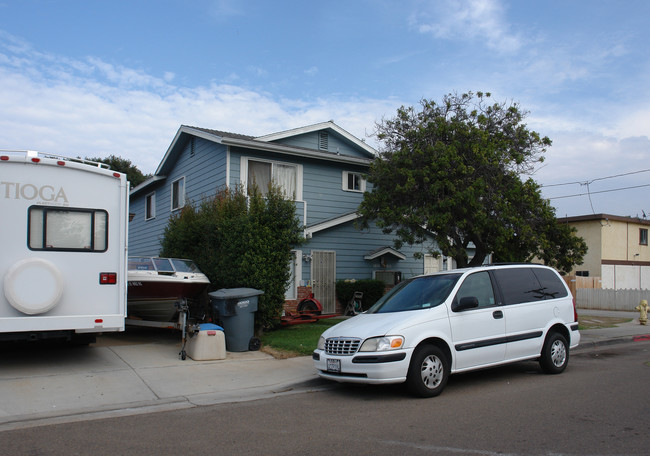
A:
[324, 337, 361, 356]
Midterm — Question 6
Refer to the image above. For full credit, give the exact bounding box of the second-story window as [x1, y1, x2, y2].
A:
[145, 192, 156, 220]
[641, 228, 648, 246]
[171, 177, 185, 211]
[342, 171, 365, 192]
[246, 158, 300, 200]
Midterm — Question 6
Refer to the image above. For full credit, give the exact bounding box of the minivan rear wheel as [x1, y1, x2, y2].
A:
[539, 332, 569, 374]
[406, 345, 449, 397]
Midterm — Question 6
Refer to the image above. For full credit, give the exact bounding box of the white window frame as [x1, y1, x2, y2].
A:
[241, 157, 303, 201]
[171, 177, 185, 211]
[342, 171, 366, 193]
[145, 192, 156, 220]
[285, 250, 302, 300]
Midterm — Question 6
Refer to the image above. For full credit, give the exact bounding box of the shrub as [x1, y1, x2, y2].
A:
[160, 185, 304, 332]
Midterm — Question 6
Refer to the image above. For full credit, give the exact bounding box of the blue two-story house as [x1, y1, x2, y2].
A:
[128, 121, 446, 313]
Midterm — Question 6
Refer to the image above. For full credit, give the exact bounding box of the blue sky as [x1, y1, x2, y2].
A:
[1, 0, 648, 218]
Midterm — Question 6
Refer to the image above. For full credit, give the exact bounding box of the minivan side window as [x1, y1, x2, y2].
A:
[493, 268, 546, 305]
[454, 271, 496, 309]
[531, 268, 569, 299]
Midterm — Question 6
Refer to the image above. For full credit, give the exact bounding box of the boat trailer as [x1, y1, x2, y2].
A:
[126, 298, 199, 360]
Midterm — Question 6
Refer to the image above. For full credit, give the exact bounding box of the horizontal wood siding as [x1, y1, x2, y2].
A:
[273, 131, 370, 158]
[302, 159, 366, 225]
[128, 181, 167, 256]
[301, 220, 432, 282]
[183, 138, 228, 203]
[128, 139, 227, 256]
[229, 147, 364, 226]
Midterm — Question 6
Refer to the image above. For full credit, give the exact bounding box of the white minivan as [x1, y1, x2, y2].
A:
[313, 264, 580, 397]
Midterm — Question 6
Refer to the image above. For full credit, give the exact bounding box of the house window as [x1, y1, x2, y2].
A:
[145, 192, 155, 220]
[342, 171, 365, 192]
[245, 158, 301, 200]
[375, 270, 402, 286]
[641, 228, 648, 246]
[28, 206, 108, 252]
[171, 177, 185, 211]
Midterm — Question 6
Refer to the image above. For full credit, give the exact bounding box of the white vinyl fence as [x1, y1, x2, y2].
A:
[576, 288, 650, 311]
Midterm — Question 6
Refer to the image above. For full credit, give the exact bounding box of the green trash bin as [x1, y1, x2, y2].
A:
[209, 288, 264, 352]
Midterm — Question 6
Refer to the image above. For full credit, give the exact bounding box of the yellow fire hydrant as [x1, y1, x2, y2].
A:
[635, 299, 648, 325]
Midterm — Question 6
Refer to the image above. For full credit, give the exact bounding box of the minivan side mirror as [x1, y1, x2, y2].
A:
[452, 296, 479, 312]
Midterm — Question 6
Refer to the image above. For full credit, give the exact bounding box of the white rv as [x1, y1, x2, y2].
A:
[0, 150, 129, 342]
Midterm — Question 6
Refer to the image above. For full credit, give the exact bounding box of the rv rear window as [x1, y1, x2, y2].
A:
[28, 206, 108, 252]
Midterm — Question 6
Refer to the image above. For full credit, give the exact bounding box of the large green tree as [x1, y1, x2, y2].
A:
[358, 91, 586, 273]
[86, 155, 150, 187]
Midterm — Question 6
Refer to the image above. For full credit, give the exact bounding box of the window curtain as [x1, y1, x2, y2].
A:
[248, 161, 272, 195]
[275, 163, 296, 199]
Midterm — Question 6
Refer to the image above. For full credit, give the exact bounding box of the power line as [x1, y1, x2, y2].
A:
[548, 183, 650, 200]
[541, 168, 650, 188]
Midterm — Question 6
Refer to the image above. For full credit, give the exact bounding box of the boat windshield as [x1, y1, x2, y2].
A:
[170, 259, 201, 273]
[152, 258, 174, 273]
[128, 257, 155, 271]
[366, 273, 462, 314]
[128, 257, 200, 274]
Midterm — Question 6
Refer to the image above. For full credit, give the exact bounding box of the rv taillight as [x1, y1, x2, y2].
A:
[57, 160, 66, 166]
[95, 319, 104, 324]
[31, 157, 41, 163]
[113, 172, 121, 178]
[1, 156, 8, 161]
[99, 272, 117, 285]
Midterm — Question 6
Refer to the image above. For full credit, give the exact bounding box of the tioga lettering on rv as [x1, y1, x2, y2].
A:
[0, 182, 69, 203]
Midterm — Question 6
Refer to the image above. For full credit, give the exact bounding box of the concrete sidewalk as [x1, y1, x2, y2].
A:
[1, 310, 649, 430]
[0, 327, 322, 431]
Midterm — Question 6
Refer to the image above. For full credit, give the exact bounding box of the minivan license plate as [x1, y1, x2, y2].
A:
[327, 358, 341, 373]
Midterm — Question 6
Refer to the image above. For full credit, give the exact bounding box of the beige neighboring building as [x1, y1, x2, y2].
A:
[558, 214, 650, 290]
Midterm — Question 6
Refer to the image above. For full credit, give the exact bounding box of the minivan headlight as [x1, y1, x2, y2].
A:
[359, 336, 404, 352]
[317, 336, 325, 350]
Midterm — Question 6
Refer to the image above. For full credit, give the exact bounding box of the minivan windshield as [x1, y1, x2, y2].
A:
[366, 273, 462, 314]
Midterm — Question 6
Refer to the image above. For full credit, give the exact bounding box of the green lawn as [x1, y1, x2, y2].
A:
[261, 317, 344, 357]
[260, 314, 630, 357]
[578, 315, 632, 330]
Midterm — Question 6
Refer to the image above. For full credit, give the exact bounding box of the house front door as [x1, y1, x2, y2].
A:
[311, 250, 336, 314]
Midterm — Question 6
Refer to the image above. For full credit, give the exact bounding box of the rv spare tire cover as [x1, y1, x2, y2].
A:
[4, 258, 64, 315]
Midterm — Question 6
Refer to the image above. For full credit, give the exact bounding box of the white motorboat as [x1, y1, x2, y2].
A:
[127, 257, 210, 321]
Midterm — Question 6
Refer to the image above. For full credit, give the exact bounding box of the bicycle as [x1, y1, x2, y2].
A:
[345, 291, 363, 316]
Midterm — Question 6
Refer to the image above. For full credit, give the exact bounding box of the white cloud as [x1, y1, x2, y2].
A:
[208, 0, 245, 20]
[0, 36, 394, 175]
[533, 130, 650, 217]
[304, 66, 318, 76]
[409, 0, 522, 53]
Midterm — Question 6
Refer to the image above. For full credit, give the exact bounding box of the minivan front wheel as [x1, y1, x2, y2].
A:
[406, 345, 449, 397]
[539, 332, 569, 374]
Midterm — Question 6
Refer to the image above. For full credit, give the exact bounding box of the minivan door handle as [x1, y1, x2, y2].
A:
[492, 310, 504, 319]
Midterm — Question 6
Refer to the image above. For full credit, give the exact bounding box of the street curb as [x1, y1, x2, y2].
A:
[573, 334, 650, 352]
[0, 397, 193, 432]
[0, 377, 331, 432]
